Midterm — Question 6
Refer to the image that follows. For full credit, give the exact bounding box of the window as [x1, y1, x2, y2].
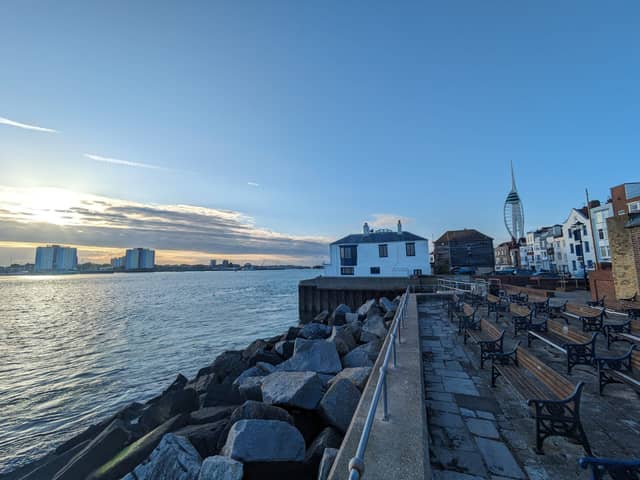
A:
[587, 260, 594, 269]
[583, 226, 587, 236]
[600, 246, 610, 258]
[570, 244, 574, 254]
[340, 267, 354, 275]
[413, 269, 422, 276]
[572, 260, 577, 271]
[584, 241, 590, 253]
[598, 229, 604, 240]
[405, 242, 416, 256]
[370, 267, 380, 275]
[568, 230, 573, 239]
[339, 245, 357, 266]
[378, 244, 388, 258]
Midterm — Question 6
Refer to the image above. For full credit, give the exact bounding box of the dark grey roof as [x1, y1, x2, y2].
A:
[435, 229, 493, 243]
[331, 231, 426, 245]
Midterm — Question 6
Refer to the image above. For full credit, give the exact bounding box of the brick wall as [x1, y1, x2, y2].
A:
[608, 215, 640, 299]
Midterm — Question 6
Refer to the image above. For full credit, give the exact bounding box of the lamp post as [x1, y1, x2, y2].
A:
[571, 221, 588, 290]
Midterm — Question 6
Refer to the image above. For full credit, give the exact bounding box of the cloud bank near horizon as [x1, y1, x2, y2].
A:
[0, 186, 329, 265]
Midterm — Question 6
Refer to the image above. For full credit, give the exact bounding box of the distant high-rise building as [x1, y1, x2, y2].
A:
[222, 260, 230, 267]
[34, 245, 78, 272]
[111, 256, 125, 268]
[210, 259, 217, 267]
[125, 248, 155, 270]
[504, 161, 525, 242]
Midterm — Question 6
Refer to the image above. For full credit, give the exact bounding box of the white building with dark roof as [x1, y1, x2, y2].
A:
[324, 221, 430, 277]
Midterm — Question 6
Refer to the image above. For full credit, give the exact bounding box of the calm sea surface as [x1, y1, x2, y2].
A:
[0, 270, 316, 474]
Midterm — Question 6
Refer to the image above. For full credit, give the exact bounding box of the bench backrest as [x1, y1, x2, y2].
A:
[632, 351, 640, 371]
[486, 293, 500, 303]
[462, 303, 475, 317]
[565, 303, 602, 318]
[528, 295, 548, 304]
[510, 303, 531, 317]
[480, 318, 502, 338]
[631, 319, 640, 334]
[548, 319, 590, 344]
[517, 346, 575, 399]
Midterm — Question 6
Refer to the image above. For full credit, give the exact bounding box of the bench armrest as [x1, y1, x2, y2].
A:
[595, 345, 635, 370]
[489, 342, 519, 365]
[579, 456, 640, 478]
[561, 332, 598, 349]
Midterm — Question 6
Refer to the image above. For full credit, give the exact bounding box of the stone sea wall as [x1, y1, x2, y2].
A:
[9, 296, 399, 480]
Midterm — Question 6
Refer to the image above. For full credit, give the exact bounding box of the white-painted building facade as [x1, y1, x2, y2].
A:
[324, 221, 430, 277]
[561, 208, 597, 277]
[589, 202, 614, 263]
[125, 248, 155, 270]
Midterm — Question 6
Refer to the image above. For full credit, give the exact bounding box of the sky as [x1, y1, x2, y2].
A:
[1, 1, 639, 265]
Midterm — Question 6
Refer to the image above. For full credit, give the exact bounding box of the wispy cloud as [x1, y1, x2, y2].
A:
[84, 153, 167, 171]
[369, 213, 413, 228]
[0, 116, 58, 133]
[247, 182, 260, 187]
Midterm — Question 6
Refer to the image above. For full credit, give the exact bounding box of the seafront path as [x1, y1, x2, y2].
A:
[328, 292, 640, 479]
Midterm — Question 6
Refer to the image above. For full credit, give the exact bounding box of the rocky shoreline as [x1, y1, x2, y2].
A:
[6, 296, 399, 480]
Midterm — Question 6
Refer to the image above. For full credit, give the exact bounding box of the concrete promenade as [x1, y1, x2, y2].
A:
[328, 293, 430, 480]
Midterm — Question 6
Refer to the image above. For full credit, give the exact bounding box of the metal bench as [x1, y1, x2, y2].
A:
[490, 344, 591, 455]
[528, 295, 550, 316]
[510, 303, 534, 336]
[527, 318, 598, 374]
[447, 293, 463, 321]
[486, 293, 508, 321]
[560, 303, 606, 333]
[465, 318, 505, 368]
[595, 345, 640, 395]
[605, 297, 640, 320]
[587, 295, 606, 308]
[579, 456, 640, 479]
[455, 303, 478, 335]
[604, 318, 640, 348]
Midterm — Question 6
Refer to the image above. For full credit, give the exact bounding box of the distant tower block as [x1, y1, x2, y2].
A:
[504, 161, 524, 241]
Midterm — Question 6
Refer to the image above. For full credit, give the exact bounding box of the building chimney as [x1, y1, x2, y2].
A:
[397, 219, 402, 234]
[363, 222, 370, 235]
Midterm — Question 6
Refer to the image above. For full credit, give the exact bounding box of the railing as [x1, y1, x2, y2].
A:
[437, 278, 488, 297]
[347, 287, 410, 480]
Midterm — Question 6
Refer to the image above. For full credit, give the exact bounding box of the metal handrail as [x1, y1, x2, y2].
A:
[437, 278, 488, 297]
[347, 287, 410, 480]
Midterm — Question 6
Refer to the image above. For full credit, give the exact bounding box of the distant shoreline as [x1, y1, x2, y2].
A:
[0, 266, 321, 277]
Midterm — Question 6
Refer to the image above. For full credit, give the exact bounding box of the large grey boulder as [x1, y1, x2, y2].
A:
[122, 433, 202, 480]
[352, 340, 382, 362]
[318, 379, 361, 433]
[202, 383, 242, 407]
[139, 386, 199, 431]
[229, 400, 294, 425]
[304, 427, 343, 469]
[236, 376, 264, 402]
[299, 323, 332, 339]
[52, 419, 133, 480]
[209, 351, 249, 385]
[261, 371, 324, 410]
[318, 448, 339, 480]
[360, 314, 387, 341]
[313, 310, 330, 324]
[344, 320, 362, 342]
[189, 406, 235, 425]
[329, 304, 351, 326]
[341, 349, 373, 368]
[379, 297, 397, 314]
[232, 362, 275, 387]
[277, 339, 342, 374]
[174, 419, 228, 458]
[221, 420, 305, 462]
[274, 340, 295, 359]
[357, 299, 376, 317]
[86, 414, 189, 480]
[198, 456, 243, 480]
[327, 326, 356, 356]
[328, 367, 372, 391]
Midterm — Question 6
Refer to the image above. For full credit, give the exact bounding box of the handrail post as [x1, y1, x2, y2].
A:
[392, 337, 397, 367]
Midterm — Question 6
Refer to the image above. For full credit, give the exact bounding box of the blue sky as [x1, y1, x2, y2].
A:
[1, 1, 639, 264]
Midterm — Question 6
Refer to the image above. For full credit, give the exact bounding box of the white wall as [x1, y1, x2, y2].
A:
[324, 239, 430, 277]
[590, 203, 613, 262]
[561, 209, 597, 277]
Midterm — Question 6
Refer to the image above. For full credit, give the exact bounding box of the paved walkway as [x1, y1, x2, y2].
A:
[419, 298, 526, 480]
